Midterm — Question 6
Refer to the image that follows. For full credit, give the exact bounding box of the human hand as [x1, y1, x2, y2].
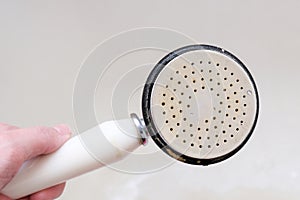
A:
[0, 123, 71, 200]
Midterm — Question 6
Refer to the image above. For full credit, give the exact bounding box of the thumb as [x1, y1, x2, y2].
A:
[0, 125, 72, 189]
[4, 124, 72, 163]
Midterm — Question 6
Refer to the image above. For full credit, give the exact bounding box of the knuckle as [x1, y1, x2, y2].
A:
[33, 126, 59, 152]
[35, 126, 50, 134]
[34, 126, 55, 138]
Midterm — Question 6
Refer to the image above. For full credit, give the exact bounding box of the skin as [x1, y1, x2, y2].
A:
[0, 123, 71, 200]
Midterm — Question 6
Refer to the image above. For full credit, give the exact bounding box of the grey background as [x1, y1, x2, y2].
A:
[0, 0, 299, 199]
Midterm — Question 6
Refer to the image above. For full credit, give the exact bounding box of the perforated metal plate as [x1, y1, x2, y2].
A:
[142, 45, 259, 165]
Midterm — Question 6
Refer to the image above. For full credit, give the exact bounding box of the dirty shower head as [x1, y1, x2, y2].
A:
[142, 44, 259, 165]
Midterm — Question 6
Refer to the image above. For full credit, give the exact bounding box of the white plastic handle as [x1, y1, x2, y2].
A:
[1, 118, 142, 199]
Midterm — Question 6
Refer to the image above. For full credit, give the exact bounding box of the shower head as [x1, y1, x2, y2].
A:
[142, 44, 259, 165]
[2, 44, 259, 199]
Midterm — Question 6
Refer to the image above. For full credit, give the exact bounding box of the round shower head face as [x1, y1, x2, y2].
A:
[142, 44, 259, 165]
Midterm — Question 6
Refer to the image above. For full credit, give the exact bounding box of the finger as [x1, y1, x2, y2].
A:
[0, 123, 18, 132]
[3, 124, 71, 162]
[29, 183, 66, 200]
[0, 125, 71, 191]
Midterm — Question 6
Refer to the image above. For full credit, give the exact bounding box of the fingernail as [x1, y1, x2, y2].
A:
[54, 124, 72, 137]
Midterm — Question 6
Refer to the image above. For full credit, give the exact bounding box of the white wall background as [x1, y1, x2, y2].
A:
[0, 0, 299, 199]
